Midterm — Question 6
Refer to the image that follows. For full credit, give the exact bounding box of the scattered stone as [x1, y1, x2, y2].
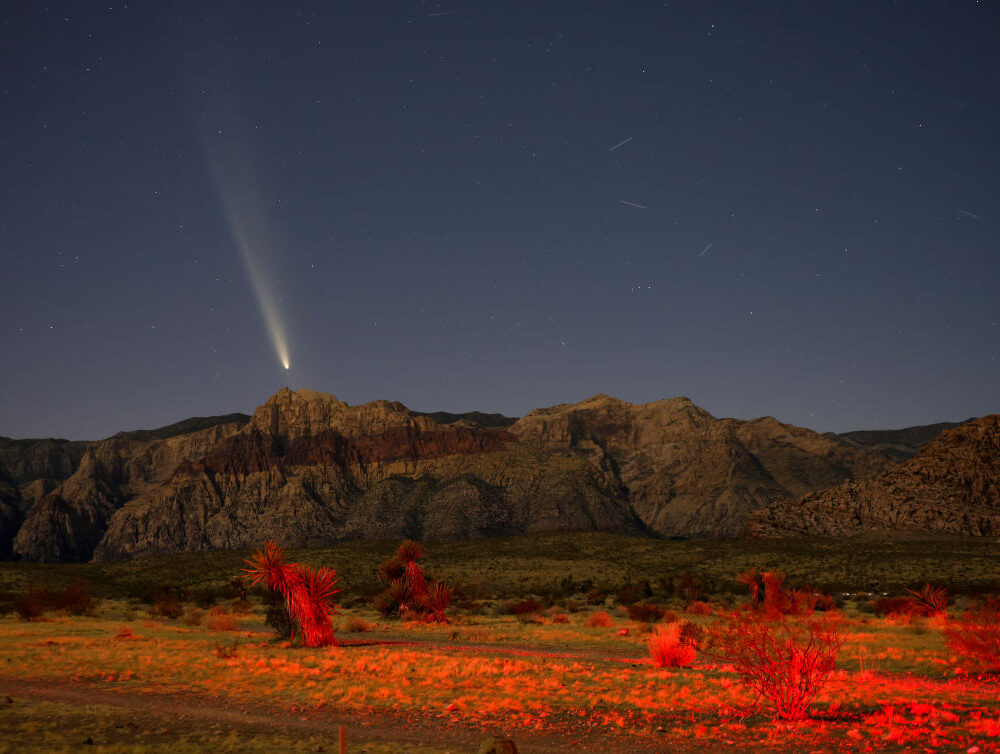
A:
[477, 736, 518, 754]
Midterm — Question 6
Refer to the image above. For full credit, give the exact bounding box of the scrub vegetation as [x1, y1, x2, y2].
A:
[3, 532, 1000, 751]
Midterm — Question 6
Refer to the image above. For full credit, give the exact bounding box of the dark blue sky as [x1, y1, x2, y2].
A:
[2, 1, 997, 440]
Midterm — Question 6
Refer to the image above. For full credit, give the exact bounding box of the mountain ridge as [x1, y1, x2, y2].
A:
[0, 388, 982, 561]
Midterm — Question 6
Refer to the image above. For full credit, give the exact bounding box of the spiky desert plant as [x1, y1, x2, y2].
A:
[396, 539, 423, 564]
[292, 565, 341, 647]
[244, 541, 341, 647]
[245, 541, 301, 641]
[907, 583, 949, 616]
[420, 582, 453, 624]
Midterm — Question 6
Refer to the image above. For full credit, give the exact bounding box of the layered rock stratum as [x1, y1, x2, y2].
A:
[93, 389, 640, 560]
[744, 415, 1000, 537]
[0, 388, 981, 561]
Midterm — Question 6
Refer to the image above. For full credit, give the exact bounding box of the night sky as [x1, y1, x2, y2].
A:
[2, 2, 997, 441]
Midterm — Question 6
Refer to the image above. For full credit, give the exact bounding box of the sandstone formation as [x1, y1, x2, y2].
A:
[11, 416, 249, 561]
[4, 387, 978, 561]
[510, 395, 889, 537]
[93, 389, 642, 560]
[744, 415, 1000, 537]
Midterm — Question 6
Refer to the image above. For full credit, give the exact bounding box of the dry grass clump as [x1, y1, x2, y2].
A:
[647, 622, 698, 668]
[183, 607, 204, 626]
[685, 600, 713, 616]
[343, 616, 375, 633]
[204, 610, 238, 632]
[585, 611, 613, 628]
[549, 609, 570, 624]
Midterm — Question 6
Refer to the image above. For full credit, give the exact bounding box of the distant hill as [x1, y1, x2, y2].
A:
[746, 415, 999, 537]
[409, 410, 517, 428]
[825, 420, 971, 460]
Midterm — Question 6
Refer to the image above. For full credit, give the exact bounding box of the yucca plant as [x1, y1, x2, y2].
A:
[244, 541, 341, 647]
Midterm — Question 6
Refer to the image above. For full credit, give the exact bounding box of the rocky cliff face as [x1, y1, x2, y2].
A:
[511, 395, 889, 537]
[8, 387, 975, 561]
[0, 436, 91, 558]
[10, 418, 248, 561]
[744, 415, 1000, 537]
[94, 389, 642, 560]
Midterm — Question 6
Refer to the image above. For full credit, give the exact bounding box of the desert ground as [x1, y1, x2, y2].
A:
[3, 532, 1000, 752]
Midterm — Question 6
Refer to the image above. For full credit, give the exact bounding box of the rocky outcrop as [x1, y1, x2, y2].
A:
[511, 395, 889, 537]
[11, 417, 248, 561]
[745, 415, 1000, 537]
[95, 390, 643, 560]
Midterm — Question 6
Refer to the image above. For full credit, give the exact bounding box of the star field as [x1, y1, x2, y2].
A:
[0, 1, 997, 440]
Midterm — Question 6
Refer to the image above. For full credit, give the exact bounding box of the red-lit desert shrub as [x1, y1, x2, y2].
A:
[149, 587, 185, 620]
[943, 599, 1000, 670]
[648, 622, 698, 668]
[56, 579, 95, 616]
[344, 616, 374, 633]
[908, 583, 949, 616]
[707, 609, 847, 721]
[204, 611, 238, 632]
[872, 596, 919, 618]
[549, 607, 569, 623]
[585, 588, 605, 606]
[244, 541, 342, 648]
[15, 588, 46, 621]
[183, 607, 204, 626]
[686, 600, 713, 616]
[739, 570, 831, 617]
[585, 611, 613, 628]
[628, 603, 666, 623]
[230, 598, 252, 616]
[509, 599, 544, 616]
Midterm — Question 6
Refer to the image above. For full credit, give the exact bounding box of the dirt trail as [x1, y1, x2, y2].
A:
[0, 676, 671, 753]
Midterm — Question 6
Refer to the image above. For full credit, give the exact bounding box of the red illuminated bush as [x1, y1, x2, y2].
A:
[708, 609, 846, 720]
[648, 622, 698, 668]
[872, 596, 919, 618]
[585, 611, 613, 628]
[943, 599, 1000, 670]
[55, 579, 95, 616]
[244, 541, 342, 648]
[373, 540, 451, 623]
[15, 588, 46, 621]
[738, 570, 820, 617]
[628, 603, 665, 623]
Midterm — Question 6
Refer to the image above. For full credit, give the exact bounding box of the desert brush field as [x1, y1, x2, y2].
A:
[3, 532, 1000, 752]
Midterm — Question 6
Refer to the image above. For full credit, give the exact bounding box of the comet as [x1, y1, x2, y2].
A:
[206, 136, 291, 373]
